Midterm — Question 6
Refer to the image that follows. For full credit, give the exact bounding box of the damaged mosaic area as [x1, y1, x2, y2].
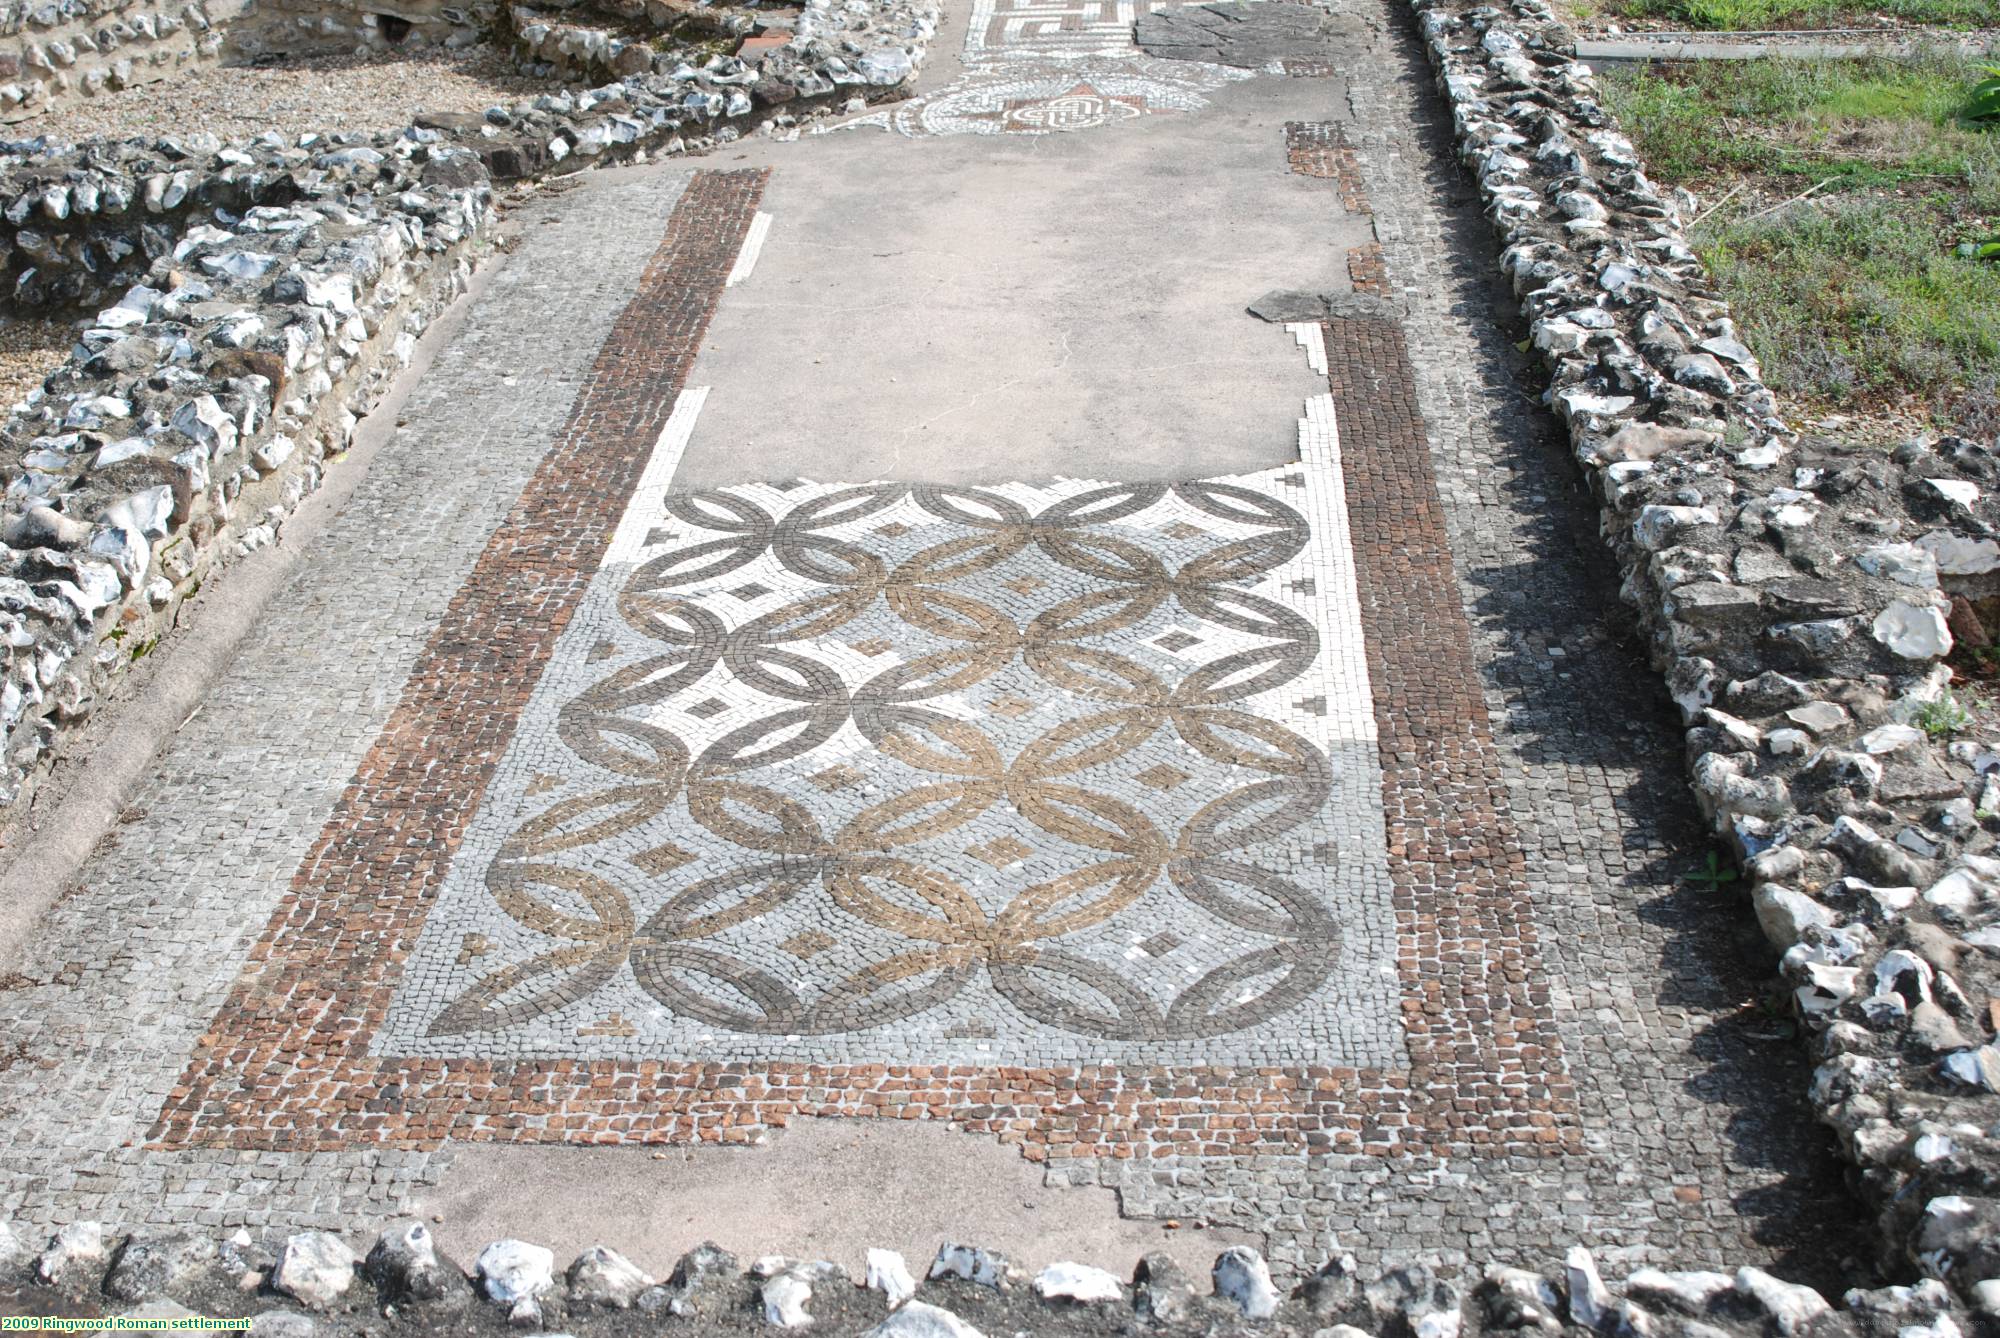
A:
[891, 56, 1250, 136]
[380, 407, 1402, 1068]
[828, 0, 1253, 138]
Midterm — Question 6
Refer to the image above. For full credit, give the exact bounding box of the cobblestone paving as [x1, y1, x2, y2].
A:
[0, 166, 700, 1229]
[0, 0, 1866, 1290]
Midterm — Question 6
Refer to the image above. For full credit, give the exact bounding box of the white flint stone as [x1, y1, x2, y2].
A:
[200, 250, 278, 281]
[1858, 723, 1924, 755]
[476, 1239, 555, 1306]
[1212, 1247, 1279, 1320]
[1872, 599, 1952, 660]
[1917, 530, 2000, 576]
[1856, 542, 1939, 589]
[1627, 1267, 1733, 1312]
[1874, 949, 1934, 1007]
[1035, 1261, 1122, 1304]
[1796, 962, 1858, 1014]
[1736, 442, 1785, 470]
[1555, 388, 1633, 418]
[865, 1249, 915, 1308]
[1913, 1131, 1955, 1162]
[567, 1245, 652, 1308]
[1414, 1308, 1461, 1338]
[1942, 1047, 2000, 1093]
[1753, 886, 1834, 951]
[1766, 728, 1810, 756]
[37, 1221, 106, 1283]
[1926, 479, 1980, 509]
[1700, 707, 1762, 749]
[170, 394, 237, 456]
[1734, 1268, 1829, 1336]
[1564, 1246, 1615, 1331]
[1785, 701, 1848, 735]
[271, 1233, 357, 1309]
[1924, 869, 1986, 915]
[861, 1302, 987, 1338]
[1633, 504, 1718, 552]
[761, 1271, 813, 1327]
[1768, 503, 1815, 529]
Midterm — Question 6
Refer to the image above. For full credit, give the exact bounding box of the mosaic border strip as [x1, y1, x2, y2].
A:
[151, 230, 1576, 1161]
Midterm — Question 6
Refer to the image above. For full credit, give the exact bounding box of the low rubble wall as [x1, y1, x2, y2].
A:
[0, 0, 937, 811]
[221, 0, 496, 60]
[0, 0, 239, 124]
[1407, 0, 2000, 1304]
[0, 1219, 1984, 1336]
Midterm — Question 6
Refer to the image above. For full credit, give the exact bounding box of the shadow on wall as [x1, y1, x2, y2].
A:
[1374, 5, 1872, 1298]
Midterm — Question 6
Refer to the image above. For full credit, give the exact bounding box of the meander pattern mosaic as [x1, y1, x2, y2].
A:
[379, 407, 1402, 1066]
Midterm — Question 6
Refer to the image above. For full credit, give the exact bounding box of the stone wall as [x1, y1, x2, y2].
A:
[1406, 0, 2000, 1303]
[0, 149, 491, 805]
[0, 0, 937, 812]
[0, 0, 926, 313]
[0, 0, 240, 123]
[0, 1218, 1986, 1335]
[220, 0, 495, 62]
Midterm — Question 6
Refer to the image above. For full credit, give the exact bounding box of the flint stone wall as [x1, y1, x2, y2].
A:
[0, 0, 936, 812]
[219, 0, 497, 60]
[0, 1220, 1987, 1336]
[1407, 0, 2000, 1304]
[0, 0, 931, 313]
[0, 0, 241, 124]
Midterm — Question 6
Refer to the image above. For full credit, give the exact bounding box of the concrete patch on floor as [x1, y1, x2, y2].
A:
[419, 1118, 1256, 1279]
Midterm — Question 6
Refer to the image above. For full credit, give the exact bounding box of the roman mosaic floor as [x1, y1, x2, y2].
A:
[0, 0, 1867, 1289]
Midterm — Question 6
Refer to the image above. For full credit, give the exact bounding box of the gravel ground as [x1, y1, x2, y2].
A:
[0, 317, 74, 411]
[31, 45, 548, 146]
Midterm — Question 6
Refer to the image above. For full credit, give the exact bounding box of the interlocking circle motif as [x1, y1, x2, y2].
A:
[429, 482, 1343, 1042]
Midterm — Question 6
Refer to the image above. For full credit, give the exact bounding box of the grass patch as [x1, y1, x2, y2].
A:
[1571, 0, 1994, 30]
[1604, 54, 2000, 185]
[1601, 55, 2000, 435]
[1697, 198, 2000, 429]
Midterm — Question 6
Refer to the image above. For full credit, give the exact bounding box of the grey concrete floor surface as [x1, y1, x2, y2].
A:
[675, 75, 1369, 488]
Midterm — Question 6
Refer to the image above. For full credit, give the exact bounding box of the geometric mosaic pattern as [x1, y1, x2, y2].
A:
[966, 0, 1163, 58]
[382, 421, 1401, 1065]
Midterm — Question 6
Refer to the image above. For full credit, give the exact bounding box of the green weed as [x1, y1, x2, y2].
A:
[1604, 54, 2000, 186]
[1582, 0, 1993, 30]
[1684, 851, 1740, 889]
[1914, 692, 1976, 738]
[1697, 198, 2000, 431]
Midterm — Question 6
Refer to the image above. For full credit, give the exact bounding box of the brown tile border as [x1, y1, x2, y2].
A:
[1284, 120, 1370, 215]
[1347, 243, 1389, 296]
[151, 180, 1576, 1162]
[1323, 313, 1575, 1152]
